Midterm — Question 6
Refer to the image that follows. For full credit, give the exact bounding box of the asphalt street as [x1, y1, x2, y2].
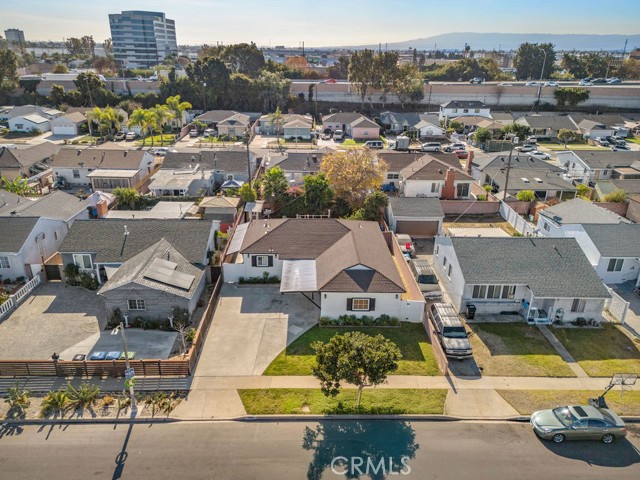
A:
[0, 420, 638, 479]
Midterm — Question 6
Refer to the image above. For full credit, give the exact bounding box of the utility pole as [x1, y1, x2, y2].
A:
[535, 48, 548, 114]
[622, 39, 628, 56]
[502, 136, 519, 198]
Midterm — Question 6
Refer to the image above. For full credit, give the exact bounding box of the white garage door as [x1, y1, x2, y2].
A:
[52, 126, 76, 135]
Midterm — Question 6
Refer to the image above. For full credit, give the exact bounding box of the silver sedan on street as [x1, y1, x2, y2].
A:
[531, 405, 627, 444]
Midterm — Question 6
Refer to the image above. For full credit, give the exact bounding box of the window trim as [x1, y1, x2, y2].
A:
[571, 298, 586, 313]
[607, 258, 623, 272]
[456, 182, 470, 198]
[256, 255, 269, 267]
[0, 256, 10, 269]
[72, 254, 92, 269]
[127, 299, 146, 311]
[351, 298, 371, 311]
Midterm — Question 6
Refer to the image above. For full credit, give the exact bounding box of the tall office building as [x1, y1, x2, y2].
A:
[108, 11, 177, 69]
[4, 28, 26, 46]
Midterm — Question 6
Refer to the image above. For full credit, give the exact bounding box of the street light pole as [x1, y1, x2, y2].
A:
[502, 136, 519, 198]
[535, 48, 548, 114]
[112, 322, 137, 412]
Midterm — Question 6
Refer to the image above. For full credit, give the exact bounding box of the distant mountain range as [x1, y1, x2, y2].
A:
[346, 33, 640, 52]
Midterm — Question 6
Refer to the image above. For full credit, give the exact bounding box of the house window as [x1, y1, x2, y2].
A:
[607, 258, 624, 272]
[387, 173, 399, 180]
[543, 222, 550, 232]
[72, 254, 92, 269]
[431, 182, 440, 193]
[472, 285, 487, 299]
[0, 256, 10, 269]
[487, 285, 501, 299]
[571, 298, 586, 313]
[447, 264, 452, 279]
[351, 298, 370, 311]
[501, 285, 516, 299]
[226, 174, 234, 181]
[456, 183, 470, 197]
[603, 170, 609, 176]
[256, 255, 270, 267]
[474, 109, 480, 113]
[128, 299, 146, 311]
[72, 169, 80, 178]
[463, 109, 469, 113]
[435, 245, 439, 257]
[443, 256, 448, 267]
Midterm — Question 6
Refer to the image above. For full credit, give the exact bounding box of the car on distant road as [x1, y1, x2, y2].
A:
[531, 405, 626, 444]
[469, 77, 485, 84]
[114, 131, 126, 141]
[611, 145, 631, 151]
[0, 143, 18, 149]
[515, 144, 535, 152]
[579, 79, 593, 86]
[592, 78, 607, 84]
[606, 77, 621, 84]
[125, 132, 138, 141]
[421, 142, 441, 152]
[443, 143, 465, 152]
[152, 147, 169, 156]
[497, 83, 513, 87]
[525, 81, 543, 87]
[544, 81, 559, 87]
[529, 150, 551, 160]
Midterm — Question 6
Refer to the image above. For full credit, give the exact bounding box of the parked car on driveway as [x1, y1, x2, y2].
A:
[125, 132, 138, 141]
[421, 142, 441, 152]
[189, 130, 199, 137]
[443, 143, 465, 152]
[428, 303, 473, 360]
[530, 150, 550, 160]
[531, 405, 626, 444]
[114, 131, 126, 141]
[515, 144, 535, 152]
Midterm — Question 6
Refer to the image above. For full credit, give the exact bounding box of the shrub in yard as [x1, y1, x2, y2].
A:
[64, 263, 79, 280]
[476, 194, 487, 201]
[4, 382, 31, 415]
[41, 390, 69, 417]
[516, 190, 535, 202]
[106, 308, 124, 329]
[603, 189, 627, 203]
[320, 314, 400, 327]
[67, 382, 100, 409]
[101, 395, 115, 408]
[184, 327, 197, 344]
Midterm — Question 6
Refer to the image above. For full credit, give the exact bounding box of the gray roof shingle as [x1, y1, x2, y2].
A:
[582, 223, 640, 257]
[161, 149, 249, 173]
[388, 197, 444, 218]
[59, 219, 213, 265]
[0, 217, 39, 252]
[0, 191, 91, 221]
[539, 198, 625, 225]
[571, 151, 640, 170]
[450, 237, 610, 298]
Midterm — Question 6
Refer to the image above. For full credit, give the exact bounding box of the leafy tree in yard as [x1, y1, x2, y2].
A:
[394, 64, 424, 108]
[516, 190, 535, 202]
[186, 56, 231, 109]
[312, 331, 401, 408]
[1, 176, 35, 195]
[554, 87, 590, 108]
[256, 71, 291, 112]
[361, 190, 389, 221]
[448, 120, 464, 134]
[303, 172, 333, 215]
[513, 43, 555, 80]
[473, 127, 492, 144]
[261, 166, 289, 212]
[113, 187, 140, 210]
[500, 123, 531, 141]
[603, 189, 627, 203]
[0, 48, 19, 94]
[576, 183, 592, 201]
[73, 72, 105, 107]
[238, 182, 257, 202]
[320, 149, 387, 210]
[49, 84, 66, 106]
[372, 51, 400, 107]
[557, 128, 576, 147]
[218, 42, 265, 77]
[53, 63, 68, 74]
[348, 49, 375, 107]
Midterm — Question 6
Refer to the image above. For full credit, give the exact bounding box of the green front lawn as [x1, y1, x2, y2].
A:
[553, 324, 640, 377]
[537, 142, 606, 151]
[263, 323, 440, 376]
[497, 389, 640, 416]
[238, 388, 448, 415]
[469, 323, 575, 377]
[627, 137, 640, 145]
[135, 134, 175, 146]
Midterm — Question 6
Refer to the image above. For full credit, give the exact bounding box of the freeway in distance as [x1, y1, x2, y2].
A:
[0, 420, 638, 479]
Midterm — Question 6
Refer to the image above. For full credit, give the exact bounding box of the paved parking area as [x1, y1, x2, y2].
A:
[0, 283, 106, 360]
[194, 284, 320, 376]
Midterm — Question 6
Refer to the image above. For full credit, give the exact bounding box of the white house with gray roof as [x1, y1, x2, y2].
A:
[386, 197, 444, 237]
[557, 151, 640, 185]
[439, 101, 490, 121]
[434, 236, 610, 323]
[566, 223, 640, 286]
[537, 198, 627, 237]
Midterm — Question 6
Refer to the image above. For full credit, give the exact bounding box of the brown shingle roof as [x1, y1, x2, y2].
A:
[401, 156, 473, 181]
[0, 142, 60, 169]
[51, 148, 147, 169]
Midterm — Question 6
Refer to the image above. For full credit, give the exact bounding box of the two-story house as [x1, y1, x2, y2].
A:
[263, 150, 325, 185]
[438, 101, 491, 122]
[399, 155, 474, 199]
[0, 142, 60, 181]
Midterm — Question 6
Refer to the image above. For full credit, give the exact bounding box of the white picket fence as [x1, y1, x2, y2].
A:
[0, 275, 42, 321]
[499, 201, 537, 236]
[604, 286, 629, 324]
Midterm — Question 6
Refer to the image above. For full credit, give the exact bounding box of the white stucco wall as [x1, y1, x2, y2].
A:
[433, 236, 467, 310]
[223, 254, 283, 282]
[595, 257, 640, 284]
[402, 180, 443, 197]
[320, 292, 403, 319]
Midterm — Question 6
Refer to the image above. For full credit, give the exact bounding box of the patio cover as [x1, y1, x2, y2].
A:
[280, 260, 317, 293]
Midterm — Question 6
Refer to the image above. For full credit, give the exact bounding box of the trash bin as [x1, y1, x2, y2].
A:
[466, 304, 476, 320]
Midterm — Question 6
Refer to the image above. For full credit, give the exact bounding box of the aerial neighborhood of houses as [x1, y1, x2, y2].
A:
[1, 10, 640, 431]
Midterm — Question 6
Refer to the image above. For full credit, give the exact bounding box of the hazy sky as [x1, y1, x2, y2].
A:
[2, 0, 639, 46]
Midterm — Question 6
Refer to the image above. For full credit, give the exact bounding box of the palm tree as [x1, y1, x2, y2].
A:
[86, 106, 103, 140]
[101, 106, 122, 137]
[268, 106, 284, 149]
[1, 176, 35, 195]
[151, 105, 174, 143]
[165, 95, 192, 130]
[112, 187, 140, 210]
[128, 108, 151, 146]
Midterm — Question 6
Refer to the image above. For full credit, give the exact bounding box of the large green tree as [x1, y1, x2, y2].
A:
[372, 51, 400, 107]
[256, 71, 291, 112]
[395, 64, 424, 108]
[500, 122, 531, 141]
[73, 72, 105, 106]
[219, 42, 265, 77]
[312, 332, 401, 408]
[186, 56, 231, 109]
[554, 87, 590, 108]
[261, 166, 289, 212]
[303, 172, 333, 215]
[0, 49, 19, 95]
[513, 43, 556, 80]
[348, 49, 375, 107]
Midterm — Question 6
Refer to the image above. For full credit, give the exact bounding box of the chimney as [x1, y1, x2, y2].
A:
[96, 199, 108, 218]
[441, 168, 456, 200]
[466, 150, 474, 174]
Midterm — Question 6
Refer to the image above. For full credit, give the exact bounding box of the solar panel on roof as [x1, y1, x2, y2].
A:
[151, 258, 178, 270]
[143, 259, 195, 290]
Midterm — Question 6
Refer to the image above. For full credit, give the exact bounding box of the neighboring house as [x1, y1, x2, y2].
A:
[4, 105, 63, 132]
[0, 190, 91, 224]
[557, 151, 640, 185]
[595, 178, 640, 201]
[386, 196, 444, 237]
[481, 153, 576, 201]
[97, 239, 206, 321]
[515, 115, 578, 138]
[216, 113, 251, 137]
[322, 112, 380, 139]
[568, 223, 640, 286]
[148, 167, 215, 196]
[161, 149, 258, 188]
[611, 161, 640, 180]
[378, 112, 445, 139]
[106, 201, 195, 220]
[570, 114, 629, 140]
[283, 118, 313, 140]
[439, 101, 491, 121]
[376, 152, 425, 190]
[0, 200, 89, 281]
[58, 219, 215, 285]
[264, 150, 325, 185]
[399, 155, 474, 199]
[50, 112, 87, 136]
[50, 148, 156, 189]
[223, 218, 424, 321]
[433, 236, 610, 323]
[194, 110, 248, 129]
[537, 198, 626, 237]
[257, 114, 313, 136]
[198, 196, 240, 232]
[0, 142, 60, 181]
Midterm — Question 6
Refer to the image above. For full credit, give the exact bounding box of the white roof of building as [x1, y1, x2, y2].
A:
[280, 259, 317, 292]
[87, 169, 140, 178]
[148, 169, 213, 189]
[107, 201, 194, 219]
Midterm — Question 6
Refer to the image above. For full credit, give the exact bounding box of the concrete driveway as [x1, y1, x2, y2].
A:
[612, 281, 640, 338]
[0, 283, 106, 360]
[194, 284, 319, 376]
